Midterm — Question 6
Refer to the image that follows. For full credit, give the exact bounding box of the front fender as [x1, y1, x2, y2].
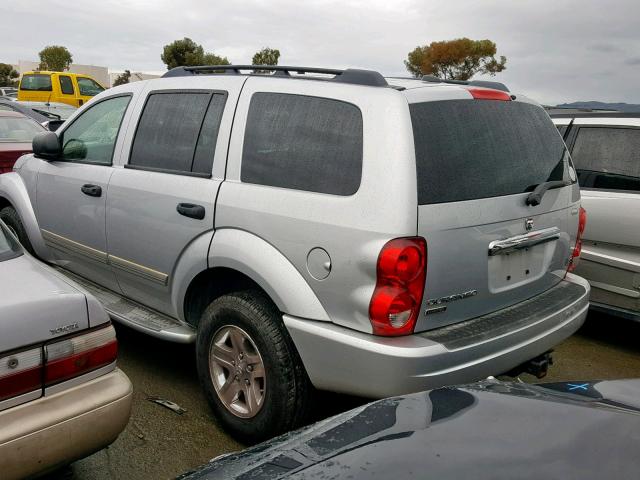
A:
[0, 172, 54, 261]
[208, 229, 330, 322]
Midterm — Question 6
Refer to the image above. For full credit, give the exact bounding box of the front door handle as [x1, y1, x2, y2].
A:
[81, 184, 102, 197]
[177, 203, 205, 220]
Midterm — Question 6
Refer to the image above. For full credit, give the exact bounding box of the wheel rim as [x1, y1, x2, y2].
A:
[209, 325, 266, 418]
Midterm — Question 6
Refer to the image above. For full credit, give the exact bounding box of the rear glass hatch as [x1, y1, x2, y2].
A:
[410, 96, 576, 331]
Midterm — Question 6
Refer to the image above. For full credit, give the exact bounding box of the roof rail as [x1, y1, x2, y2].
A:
[421, 75, 510, 92]
[162, 65, 389, 87]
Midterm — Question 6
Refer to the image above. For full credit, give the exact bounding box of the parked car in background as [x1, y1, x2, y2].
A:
[0, 99, 76, 131]
[18, 71, 105, 107]
[179, 378, 640, 480]
[0, 87, 17, 97]
[552, 112, 640, 322]
[0, 219, 132, 480]
[0, 110, 45, 173]
[0, 65, 590, 442]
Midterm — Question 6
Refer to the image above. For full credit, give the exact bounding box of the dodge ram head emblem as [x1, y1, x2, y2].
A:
[525, 218, 534, 231]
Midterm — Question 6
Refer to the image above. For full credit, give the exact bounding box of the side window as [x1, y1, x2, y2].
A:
[556, 125, 567, 137]
[241, 93, 363, 195]
[20, 74, 52, 92]
[77, 77, 105, 97]
[572, 127, 640, 192]
[129, 91, 226, 175]
[61, 95, 131, 165]
[59, 75, 75, 95]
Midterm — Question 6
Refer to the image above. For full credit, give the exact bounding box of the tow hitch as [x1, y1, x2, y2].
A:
[505, 351, 554, 379]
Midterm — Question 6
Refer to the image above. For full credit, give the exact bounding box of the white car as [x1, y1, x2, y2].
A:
[552, 112, 640, 321]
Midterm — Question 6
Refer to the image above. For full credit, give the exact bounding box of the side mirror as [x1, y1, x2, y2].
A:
[32, 131, 61, 160]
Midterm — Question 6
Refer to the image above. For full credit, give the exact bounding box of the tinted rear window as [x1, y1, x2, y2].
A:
[20, 74, 52, 92]
[571, 127, 640, 192]
[241, 93, 363, 196]
[411, 100, 568, 204]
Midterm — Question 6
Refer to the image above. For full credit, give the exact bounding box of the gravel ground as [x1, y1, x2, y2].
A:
[46, 310, 640, 480]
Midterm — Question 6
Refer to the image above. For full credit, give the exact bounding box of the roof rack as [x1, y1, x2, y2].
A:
[162, 65, 389, 87]
[421, 75, 510, 92]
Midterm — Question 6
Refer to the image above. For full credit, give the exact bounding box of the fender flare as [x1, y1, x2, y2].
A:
[207, 228, 330, 322]
[0, 172, 54, 261]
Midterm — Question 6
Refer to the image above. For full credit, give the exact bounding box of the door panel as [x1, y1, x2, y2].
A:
[106, 169, 219, 314]
[36, 162, 118, 289]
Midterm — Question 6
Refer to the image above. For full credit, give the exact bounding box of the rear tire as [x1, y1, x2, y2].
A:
[0, 206, 34, 254]
[196, 290, 313, 444]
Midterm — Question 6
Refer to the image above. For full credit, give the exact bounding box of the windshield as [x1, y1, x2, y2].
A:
[77, 77, 105, 96]
[0, 116, 44, 142]
[410, 99, 570, 205]
[20, 74, 53, 91]
[0, 221, 22, 262]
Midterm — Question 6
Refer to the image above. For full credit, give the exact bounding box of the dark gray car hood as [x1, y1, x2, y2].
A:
[0, 254, 89, 351]
[181, 379, 640, 480]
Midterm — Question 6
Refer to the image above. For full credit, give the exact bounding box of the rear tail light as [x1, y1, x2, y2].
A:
[369, 237, 427, 336]
[45, 325, 118, 386]
[0, 324, 117, 404]
[567, 207, 587, 273]
[0, 347, 42, 402]
[467, 88, 512, 101]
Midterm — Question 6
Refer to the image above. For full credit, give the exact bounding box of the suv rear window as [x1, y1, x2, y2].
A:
[20, 74, 52, 92]
[571, 127, 640, 192]
[410, 100, 568, 205]
[241, 93, 363, 196]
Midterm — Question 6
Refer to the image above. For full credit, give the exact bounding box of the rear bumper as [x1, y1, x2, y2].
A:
[0, 368, 132, 480]
[285, 273, 590, 398]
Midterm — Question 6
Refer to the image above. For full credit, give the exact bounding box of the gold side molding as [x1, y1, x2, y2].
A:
[41, 229, 168, 285]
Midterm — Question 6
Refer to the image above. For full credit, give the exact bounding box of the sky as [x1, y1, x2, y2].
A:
[4, 0, 639, 105]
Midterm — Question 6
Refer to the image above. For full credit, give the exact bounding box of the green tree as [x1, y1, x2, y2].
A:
[38, 45, 73, 72]
[0, 63, 20, 87]
[161, 38, 206, 69]
[203, 52, 231, 66]
[252, 47, 280, 72]
[112, 70, 131, 86]
[405, 38, 506, 80]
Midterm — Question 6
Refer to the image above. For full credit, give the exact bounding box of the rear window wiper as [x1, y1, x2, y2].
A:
[526, 180, 570, 206]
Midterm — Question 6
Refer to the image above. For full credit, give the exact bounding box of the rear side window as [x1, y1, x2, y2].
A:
[20, 74, 52, 92]
[59, 75, 74, 95]
[571, 127, 640, 192]
[241, 93, 363, 195]
[129, 92, 226, 175]
[411, 100, 569, 205]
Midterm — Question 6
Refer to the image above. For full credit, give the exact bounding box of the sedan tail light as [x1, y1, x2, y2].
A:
[45, 325, 118, 386]
[567, 207, 587, 273]
[0, 324, 117, 404]
[0, 347, 43, 402]
[369, 237, 427, 336]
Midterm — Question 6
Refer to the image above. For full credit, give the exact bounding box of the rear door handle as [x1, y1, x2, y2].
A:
[81, 184, 102, 197]
[176, 203, 205, 220]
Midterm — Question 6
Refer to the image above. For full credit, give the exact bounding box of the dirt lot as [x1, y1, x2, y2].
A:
[49, 310, 640, 480]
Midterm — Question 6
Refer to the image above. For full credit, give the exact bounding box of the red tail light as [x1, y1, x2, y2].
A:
[369, 237, 427, 336]
[0, 324, 117, 404]
[45, 325, 118, 386]
[0, 347, 42, 402]
[567, 207, 587, 273]
[467, 88, 512, 101]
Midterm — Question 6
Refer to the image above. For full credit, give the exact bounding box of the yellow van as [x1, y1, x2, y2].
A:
[18, 71, 105, 107]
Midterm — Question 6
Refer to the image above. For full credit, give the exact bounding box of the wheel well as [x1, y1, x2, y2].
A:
[0, 197, 11, 211]
[183, 267, 273, 328]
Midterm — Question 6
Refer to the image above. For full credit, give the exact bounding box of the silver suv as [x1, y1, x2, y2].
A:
[552, 112, 640, 321]
[0, 65, 590, 442]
